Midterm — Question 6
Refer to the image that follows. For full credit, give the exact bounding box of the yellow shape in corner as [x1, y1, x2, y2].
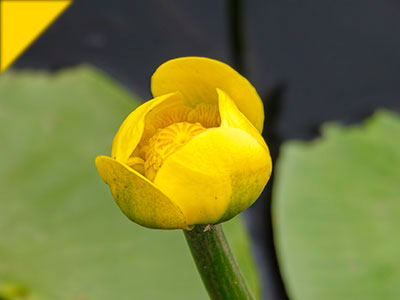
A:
[0, 0, 72, 72]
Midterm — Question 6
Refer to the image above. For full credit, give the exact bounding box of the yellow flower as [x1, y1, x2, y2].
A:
[95, 57, 272, 230]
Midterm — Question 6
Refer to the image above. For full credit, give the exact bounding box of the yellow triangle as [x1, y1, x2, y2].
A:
[0, 0, 72, 72]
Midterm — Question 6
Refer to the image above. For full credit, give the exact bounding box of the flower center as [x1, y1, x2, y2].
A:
[128, 122, 206, 181]
[126, 103, 220, 181]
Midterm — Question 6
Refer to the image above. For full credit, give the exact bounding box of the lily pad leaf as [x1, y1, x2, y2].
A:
[273, 110, 400, 300]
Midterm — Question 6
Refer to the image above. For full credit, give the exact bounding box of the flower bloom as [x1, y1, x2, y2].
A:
[95, 57, 272, 230]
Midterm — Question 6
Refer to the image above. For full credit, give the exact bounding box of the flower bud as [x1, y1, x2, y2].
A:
[95, 57, 272, 229]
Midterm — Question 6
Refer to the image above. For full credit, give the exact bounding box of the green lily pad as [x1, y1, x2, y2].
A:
[0, 66, 259, 300]
[273, 110, 400, 300]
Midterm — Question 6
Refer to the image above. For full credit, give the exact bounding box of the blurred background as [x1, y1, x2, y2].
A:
[1, 0, 400, 299]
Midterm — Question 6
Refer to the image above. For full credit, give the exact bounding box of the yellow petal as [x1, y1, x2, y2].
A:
[153, 127, 272, 225]
[111, 92, 183, 162]
[151, 57, 265, 132]
[95, 155, 188, 229]
[217, 88, 268, 151]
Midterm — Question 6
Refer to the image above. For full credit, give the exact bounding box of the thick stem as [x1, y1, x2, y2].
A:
[184, 224, 254, 300]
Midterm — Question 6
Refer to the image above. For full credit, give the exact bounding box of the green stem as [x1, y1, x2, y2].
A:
[184, 224, 254, 300]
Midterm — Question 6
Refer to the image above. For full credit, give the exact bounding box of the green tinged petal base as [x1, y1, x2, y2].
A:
[95, 155, 189, 229]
